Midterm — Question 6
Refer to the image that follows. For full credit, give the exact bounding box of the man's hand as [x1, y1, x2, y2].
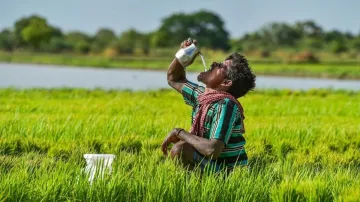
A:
[167, 38, 198, 93]
[180, 38, 198, 48]
[161, 128, 182, 156]
[180, 38, 199, 66]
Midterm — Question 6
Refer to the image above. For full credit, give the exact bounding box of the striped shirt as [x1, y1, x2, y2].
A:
[181, 81, 248, 169]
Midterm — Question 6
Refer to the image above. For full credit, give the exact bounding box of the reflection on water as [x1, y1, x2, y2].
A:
[1, 63, 360, 90]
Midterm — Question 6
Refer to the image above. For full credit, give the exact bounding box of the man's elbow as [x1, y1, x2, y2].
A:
[204, 140, 224, 159]
[204, 148, 221, 160]
[167, 80, 174, 88]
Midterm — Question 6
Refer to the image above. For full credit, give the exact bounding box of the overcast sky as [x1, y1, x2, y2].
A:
[1, 0, 359, 38]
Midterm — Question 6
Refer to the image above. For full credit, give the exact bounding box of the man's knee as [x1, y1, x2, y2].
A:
[170, 141, 186, 159]
[170, 141, 195, 164]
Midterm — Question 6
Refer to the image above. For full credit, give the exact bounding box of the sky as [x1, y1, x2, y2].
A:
[0, 0, 359, 38]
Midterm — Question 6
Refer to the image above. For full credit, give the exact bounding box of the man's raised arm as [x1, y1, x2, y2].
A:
[167, 39, 197, 93]
[167, 57, 187, 93]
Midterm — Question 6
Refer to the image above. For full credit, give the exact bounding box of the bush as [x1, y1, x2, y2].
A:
[329, 41, 348, 54]
[41, 37, 71, 53]
[74, 40, 90, 54]
[289, 51, 320, 63]
[103, 47, 118, 58]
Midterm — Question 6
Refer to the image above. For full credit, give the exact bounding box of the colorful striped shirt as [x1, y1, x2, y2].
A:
[181, 81, 248, 169]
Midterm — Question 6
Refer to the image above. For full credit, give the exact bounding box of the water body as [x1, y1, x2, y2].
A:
[1, 63, 359, 91]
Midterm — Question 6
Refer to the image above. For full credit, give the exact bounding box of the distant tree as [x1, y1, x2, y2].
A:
[350, 37, 360, 51]
[324, 30, 345, 42]
[11, 15, 63, 51]
[295, 20, 323, 38]
[258, 22, 301, 47]
[139, 33, 151, 55]
[299, 37, 324, 50]
[118, 28, 148, 54]
[65, 31, 91, 53]
[91, 28, 116, 53]
[65, 31, 91, 44]
[230, 39, 243, 52]
[191, 10, 230, 50]
[106, 40, 122, 56]
[343, 32, 355, 40]
[153, 10, 230, 50]
[232, 32, 267, 52]
[74, 40, 90, 54]
[21, 17, 53, 49]
[329, 40, 348, 54]
[230, 20, 358, 54]
[150, 29, 168, 48]
[40, 37, 71, 53]
[6, 14, 359, 56]
[40, 26, 65, 52]
[14, 15, 49, 48]
[117, 29, 137, 54]
[0, 29, 15, 51]
[94, 28, 116, 44]
[90, 42, 104, 54]
[13, 16, 34, 47]
[50, 26, 63, 38]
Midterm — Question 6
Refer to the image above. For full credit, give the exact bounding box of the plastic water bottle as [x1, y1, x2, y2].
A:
[83, 154, 116, 184]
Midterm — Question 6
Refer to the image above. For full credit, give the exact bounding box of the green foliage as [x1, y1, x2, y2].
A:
[329, 40, 348, 54]
[94, 28, 116, 46]
[40, 37, 71, 53]
[300, 37, 324, 50]
[1, 13, 360, 61]
[117, 29, 139, 54]
[74, 40, 90, 54]
[65, 31, 91, 53]
[0, 29, 15, 51]
[21, 17, 53, 49]
[117, 29, 150, 55]
[350, 37, 360, 51]
[90, 41, 104, 54]
[91, 28, 116, 53]
[153, 10, 230, 50]
[232, 20, 358, 58]
[0, 88, 359, 201]
[14, 15, 43, 47]
[260, 22, 302, 47]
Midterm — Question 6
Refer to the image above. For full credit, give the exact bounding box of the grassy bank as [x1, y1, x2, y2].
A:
[0, 88, 359, 201]
[1, 52, 360, 79]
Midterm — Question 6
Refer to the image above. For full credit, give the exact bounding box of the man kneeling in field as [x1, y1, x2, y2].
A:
[161, 39, 256, 173]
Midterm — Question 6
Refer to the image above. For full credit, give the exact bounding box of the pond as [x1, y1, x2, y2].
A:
[1, 63, 360, 91]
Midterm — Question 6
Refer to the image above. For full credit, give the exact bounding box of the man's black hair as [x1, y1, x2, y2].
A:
[225, 53, 256, 98]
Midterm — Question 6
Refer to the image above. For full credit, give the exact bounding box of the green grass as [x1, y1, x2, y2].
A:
[1, 88, 360, 201]
[1, 52, 360, 79]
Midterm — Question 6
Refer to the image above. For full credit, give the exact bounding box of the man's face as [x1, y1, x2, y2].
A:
[197, 59, 232, 88]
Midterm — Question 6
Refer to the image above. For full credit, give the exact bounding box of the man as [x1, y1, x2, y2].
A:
[161, 39, 256, 173]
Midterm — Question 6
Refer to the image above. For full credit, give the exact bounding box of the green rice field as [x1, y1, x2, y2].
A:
[0, 88, 360, 201]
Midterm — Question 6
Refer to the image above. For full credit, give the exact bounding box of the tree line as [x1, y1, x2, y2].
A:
[0, 10, 359, 56]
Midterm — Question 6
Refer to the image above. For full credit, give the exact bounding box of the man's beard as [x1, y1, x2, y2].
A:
[197, 72, 205, 82]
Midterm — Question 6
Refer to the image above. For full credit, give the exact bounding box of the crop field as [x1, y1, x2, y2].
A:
[0, 88, 360, 201]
